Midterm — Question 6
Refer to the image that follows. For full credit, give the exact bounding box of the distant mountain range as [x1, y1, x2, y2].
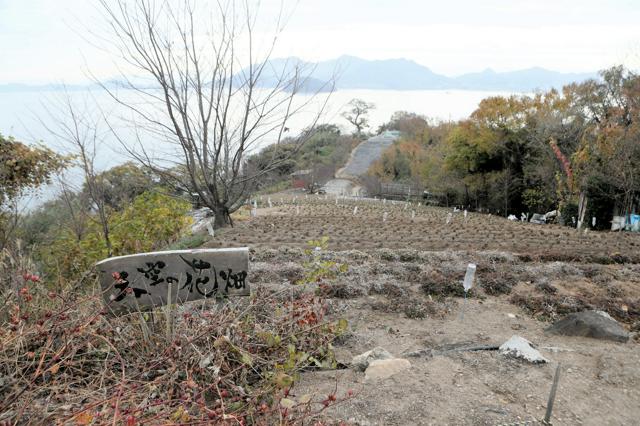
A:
[0, 55, 597, 93]
[257, 55, 597, 92]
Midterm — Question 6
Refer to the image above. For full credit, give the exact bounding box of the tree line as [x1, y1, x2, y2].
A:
[370, 66, 640, 229]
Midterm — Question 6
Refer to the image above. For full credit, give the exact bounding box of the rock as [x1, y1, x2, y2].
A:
[530, 213, 546, 224]
[499, 335, 548, 364]
[545, 310, 629, 343]
[364, 358, 411, 381]
[351, 347, 393, 371]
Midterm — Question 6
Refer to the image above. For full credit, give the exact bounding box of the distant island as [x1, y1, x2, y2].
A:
[258, 55, 597, 92]
[0, 55, 597, 93]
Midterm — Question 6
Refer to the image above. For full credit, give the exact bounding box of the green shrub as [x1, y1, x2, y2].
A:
[38, 191, 192, 282]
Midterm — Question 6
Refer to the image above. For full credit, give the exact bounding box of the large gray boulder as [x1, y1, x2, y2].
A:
[545, 311, 629, 343]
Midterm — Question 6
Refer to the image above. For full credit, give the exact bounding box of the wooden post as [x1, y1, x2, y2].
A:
[544, 363, 562, 425]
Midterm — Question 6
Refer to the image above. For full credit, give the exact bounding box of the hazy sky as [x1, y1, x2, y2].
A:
[1, 0, 639, 84]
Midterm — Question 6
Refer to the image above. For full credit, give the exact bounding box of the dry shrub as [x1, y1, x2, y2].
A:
[340, 250, 372, 264]
[509, 293, 587, 322]
[318, 283, 365, 299]
[369, 295, 446, 319]
[580, 265, 603, 279]
[397, 250, 420, 262]
[531, 252, 640, 265]
[420, 270, 469, 298]
[369, 281, 407, 298]
[510, 293, 639, 324]
[535, 281, 558, 295]
[377, 249, 399, 262]
[480, 274, 516, 296]
[0, 280, 350, 424]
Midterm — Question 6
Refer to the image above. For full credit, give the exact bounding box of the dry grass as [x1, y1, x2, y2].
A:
[0, 275, 351, 425]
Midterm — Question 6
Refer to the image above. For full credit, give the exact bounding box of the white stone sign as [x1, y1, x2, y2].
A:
[97, 248, 249, 314]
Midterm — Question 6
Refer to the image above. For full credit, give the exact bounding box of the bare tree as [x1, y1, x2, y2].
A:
[342, 98, 375, 135]
[39, 92, 113, 256]
[94, 0, 333, 226]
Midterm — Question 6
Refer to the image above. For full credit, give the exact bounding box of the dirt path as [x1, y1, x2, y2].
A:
[296, 297, 639, 425]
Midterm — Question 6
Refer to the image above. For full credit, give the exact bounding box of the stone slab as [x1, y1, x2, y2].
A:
[364, 358, 411, 381]
[499, 335, 548, 364]
[96, 248, 249, 314]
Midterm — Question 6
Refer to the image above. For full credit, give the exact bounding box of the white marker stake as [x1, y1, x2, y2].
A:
[353, 206, 358, 216]
[268, 197, 272, 208]
[446, 212, 453, 225]
[404, 203, 408, 210]
[411, 210, 415, 220]
[383, 198, 386, 204]
[383, 212, 388, 223]
[464, 210, 468, 221]
[460, 263, 476, 320]
[592, 217, 596, 227]
[296, 205, 300, 216]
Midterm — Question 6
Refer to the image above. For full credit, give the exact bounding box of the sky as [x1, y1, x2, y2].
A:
[0, 0, 639, 84]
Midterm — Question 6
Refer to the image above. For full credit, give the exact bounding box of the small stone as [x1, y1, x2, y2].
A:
[364, 358, 411, 381]
[507, 313, 516, 319]
[499, 335, 548, 364]
[351, 347, 393, 371]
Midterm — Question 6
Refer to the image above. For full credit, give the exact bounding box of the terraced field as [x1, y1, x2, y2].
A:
[213, 194, 640, 260]
[202, 194, 640, 425]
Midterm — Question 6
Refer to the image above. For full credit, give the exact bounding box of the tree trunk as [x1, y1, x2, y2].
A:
[577, 192, 588, 230]
[213, 205, 233, 229]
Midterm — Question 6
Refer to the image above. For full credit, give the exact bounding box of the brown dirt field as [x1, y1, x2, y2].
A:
[207, 193, 640, 425]
[211, 193, 640, 263]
